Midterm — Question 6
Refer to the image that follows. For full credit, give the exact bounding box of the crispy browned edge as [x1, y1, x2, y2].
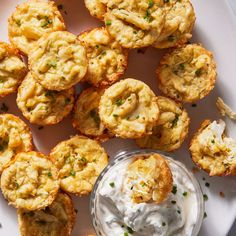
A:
[17, 191, 76, 236]
[189, 119, 236, 176]
[0, 42, 27, 97]
[0, 113, 34, 174]
[8, 0, 66, 56]
[78, 26, 129, 87]
[72, 87, 114, 142]
[135, 96, 190, 152]
[153, 0, 196, 49]
[1, 151, 60, 210]
[28, 31, 87, 91]
[49, 135, 109, 196]
[98, 79, 159, 139]
[16, 77, 76, 126]
[127, 153, 173, 204]
[156, 43, 217, 103]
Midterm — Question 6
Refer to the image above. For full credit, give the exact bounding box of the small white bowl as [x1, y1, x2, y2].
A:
[90, 149, 204, 236]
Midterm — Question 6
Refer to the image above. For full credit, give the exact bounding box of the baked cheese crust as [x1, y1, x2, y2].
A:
[0, 42, 27, 97]
[190, 120, 236, 176]
[84, 0, 107, 20]
[136, 96, 190, 151]
[8, 0, 66, 55]
[1, 151, 59, 210]
[17, 72, 75, 126]
[29, 31, 87, 91]
[0, 114, 33, 173]
[50, 136, 108, 195]
[157, 44, 217, 103]
[18, 192, 76, 236]
[104, 0, 165, 48]
[78, 27, 128, 87]
[124, 154, 173, 204]
[153, 0, 196, 48]
[99, 78, 159, 138]
[72, 87, 113, 141]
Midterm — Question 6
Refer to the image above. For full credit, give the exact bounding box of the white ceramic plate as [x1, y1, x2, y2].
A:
[0, 0, 236, 236]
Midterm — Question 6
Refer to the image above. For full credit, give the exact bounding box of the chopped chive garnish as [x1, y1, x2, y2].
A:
[204, 212, 207, 219]
[109, 182, 115, 188]
[172, 185, 177, 194]
[105, 20, 112, 26]
[162, 222, 166, 226]
[47, 172, 52, 177]
[70, 170, 76, 177]
[127, 226, 134, 234]
[195, 68, 202, 77]
[203, 194, 208, 201]
[183, 191, 188, 197]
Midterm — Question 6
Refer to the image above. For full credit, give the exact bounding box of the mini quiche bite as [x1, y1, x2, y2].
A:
[0, 151, 59, 210]
[50, 136, 108, 195]
[190, 120, 236, 176]
[18, 192, 76, 236]
[157, 44, 217, 103]
[84, 0, 107, 20]
[104, 0, 166, 48]
[0, 42, 27, 97]
[0, 114, 33, 173]
[136, 96, 190, 151]
[78, 27, 128, 87]
[72, 87, 112, 141]
[153, 0, 196, 49]
[99, 78, 159, 138]
[124, 154, 173, 204]
[29, 31, 88, 91]
[8, 0, 66, 55]
[17, 72, 75, 126]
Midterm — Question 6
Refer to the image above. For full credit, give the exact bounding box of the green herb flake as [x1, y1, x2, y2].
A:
[171, 114, 179, 128]
[204, 212, 207, 219]
[136, 115, 140, 119]
[89, 109, 100, 127]
[144, 10, 152, 22]
[105, 20, 112, 26]
[127, 226, 134, 234]
[0, 103, 9, 112]
[162, 222, 166, 227]
[177, 210, 181, 214]
[65, 98, 71, 105]
[47, 172, 52, 177]
[195, 68, 202, 77]
[15, 181, 19, 189]
[47, 60, 57, 69]
[79, 157, 87, 164]
[115, 99, 125, 106]
[203, 194, 208, 201]
[179, 63, 185, 70]
[211, 139, 215, 144]
[172, 185, 177, 194]
[109, 182, 115, 188]
[205, 182, 210, 187]
[183, 191, 188, 197]
[41, 16, 53, 28]
[171, 200, 176, 204]
[124, 232, 129, 236]
[113, 114, 119, 118]
[148, 0, 154, 8]
[70, 170, 76, 177]
[168, 35, 175, 42]
[95, 45, 100, 49]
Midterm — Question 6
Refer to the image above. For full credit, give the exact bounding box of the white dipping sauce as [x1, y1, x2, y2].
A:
[96, 158, 199, 236]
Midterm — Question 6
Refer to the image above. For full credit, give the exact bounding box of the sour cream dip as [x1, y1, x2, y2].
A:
[90, 151, 204, 236]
